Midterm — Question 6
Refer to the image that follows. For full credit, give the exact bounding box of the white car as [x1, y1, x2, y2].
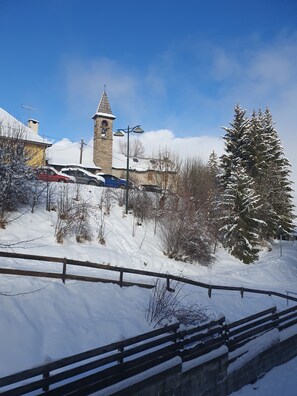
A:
[61, 167, 105, 186]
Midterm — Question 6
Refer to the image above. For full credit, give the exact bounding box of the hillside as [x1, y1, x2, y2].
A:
[0, 184, 297, 378]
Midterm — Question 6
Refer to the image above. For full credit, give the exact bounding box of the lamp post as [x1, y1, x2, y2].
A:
[114, 125, 144, 214]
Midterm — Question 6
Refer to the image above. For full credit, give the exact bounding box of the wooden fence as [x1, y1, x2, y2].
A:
[1, 251, 297, 304]
[1, 251, 297, 395]
[2, 304, 297, 395]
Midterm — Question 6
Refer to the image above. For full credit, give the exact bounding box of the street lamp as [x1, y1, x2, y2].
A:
[114, 125, 144, 214]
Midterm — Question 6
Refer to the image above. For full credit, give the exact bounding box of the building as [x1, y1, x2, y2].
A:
[0, 107, 51, 167]
[46, 89, 177, 190]
[92, 89, 116, 174]
[91, 90, 177, 190]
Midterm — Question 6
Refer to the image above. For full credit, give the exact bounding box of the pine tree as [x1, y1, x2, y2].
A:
[221, 104, 250, 187]
[260, 108, 295, 235]
[219, 165, 262, 264]
[219, 105, 262, 263]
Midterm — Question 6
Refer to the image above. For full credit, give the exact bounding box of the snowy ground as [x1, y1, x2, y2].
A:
[0, 184, 297, 392]
[232, 354, 297, 395]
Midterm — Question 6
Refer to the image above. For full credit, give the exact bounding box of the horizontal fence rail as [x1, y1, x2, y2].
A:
[1, 251, 297, 304]
[1, 251, 297, 394]
[2, 304, 297, 395]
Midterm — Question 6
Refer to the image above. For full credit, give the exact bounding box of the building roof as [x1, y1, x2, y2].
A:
[0, 107, 51, 146]
[92, 90, 116, 120]
[46, 139, 100, 169]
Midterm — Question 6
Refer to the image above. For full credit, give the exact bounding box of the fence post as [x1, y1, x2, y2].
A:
[118, 344, 124, 365]
[166, 277, 175, 292]
[208, 285, 212, 298]
[42, 370, 50, 392]
[119, 269, 123, 288]
[272, 307, 279, 328]
[62, 258, 67, 284]
[222, 322, 229, 346]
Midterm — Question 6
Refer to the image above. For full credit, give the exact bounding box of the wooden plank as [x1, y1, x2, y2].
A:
[179, 317, 225, 338]
[182, 338, 225, 361]
[227, 322, 275, 348]
[182, 327, 222, 348]
[0, 268, 62, 280]
[226, 307, 276, 330]
[42, 344, 178, 396]
[38, 337, 178, 391]
[0, 251, 64, 263]
[0, 323, 179, 387]
[227, 314, 276, 337]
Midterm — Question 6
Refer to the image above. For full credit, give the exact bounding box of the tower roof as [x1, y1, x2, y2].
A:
[93, 89, 116, 120]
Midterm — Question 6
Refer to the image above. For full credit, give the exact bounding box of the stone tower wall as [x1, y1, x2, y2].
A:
[93, 116, 114, 174]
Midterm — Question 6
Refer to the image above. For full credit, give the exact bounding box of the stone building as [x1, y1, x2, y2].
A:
[92, 89, 116, 174]
[91, 89, 177, 191]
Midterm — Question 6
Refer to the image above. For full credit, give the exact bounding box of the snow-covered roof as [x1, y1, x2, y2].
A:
[48, 139, 175, 173]
[92, 111, 116, 120]
[0, 107, 51, 145]
[113, 154, 155, 172]
[113, 153, 176, 173]
[47, 139, 100, 169]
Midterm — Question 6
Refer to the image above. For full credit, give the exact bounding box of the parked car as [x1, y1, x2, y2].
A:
[98, 173, 133, 189]
[61, 167, 105, 186]
[36, 166, 75, 183]
[139, 184, 163, 193]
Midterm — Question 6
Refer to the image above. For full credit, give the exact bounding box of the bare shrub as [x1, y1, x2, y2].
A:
[55, 217, 70, 244]
[74, 200, 92, 243]
[158, 198, 213, 265]
[114, 189, 125, 207]
[97, 193, 107, 245]
[146, 280, 210, 328]
[55, 186, 92, 244]
[57, 185, 72, 220]
[131, 190, 155, 223]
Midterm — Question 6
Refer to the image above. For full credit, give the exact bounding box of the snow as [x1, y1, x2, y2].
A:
[0, 184, 297, 393]
[0, 107, 50, 145]
[231, 354, 297, 396]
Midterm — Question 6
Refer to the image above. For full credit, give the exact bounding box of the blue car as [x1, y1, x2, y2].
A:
[98, 173, 132, 189]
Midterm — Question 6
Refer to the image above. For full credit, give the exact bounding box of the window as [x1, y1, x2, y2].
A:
[101, 120, 108, 139]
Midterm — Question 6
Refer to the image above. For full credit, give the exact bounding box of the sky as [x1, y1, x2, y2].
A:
[1, 0, 297, 198]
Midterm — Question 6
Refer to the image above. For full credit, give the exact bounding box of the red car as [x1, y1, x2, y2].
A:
[36, 167, 75, 183]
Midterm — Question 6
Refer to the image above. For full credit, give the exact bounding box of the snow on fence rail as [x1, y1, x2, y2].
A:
[2, 306, 297, 395]
[2, 251, 297, 394]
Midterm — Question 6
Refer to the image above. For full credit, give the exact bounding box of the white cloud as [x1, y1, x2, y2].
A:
[60, 34, 297, 211]
[134, 129, 224, 161]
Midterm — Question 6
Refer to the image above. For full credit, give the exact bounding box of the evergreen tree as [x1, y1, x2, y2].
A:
[219, 105, 262, 263]
[220, 104, 250, 187]
[260, 108, 295, 235]
[219, 165, 262, 264]
[220, 104, 295, 247]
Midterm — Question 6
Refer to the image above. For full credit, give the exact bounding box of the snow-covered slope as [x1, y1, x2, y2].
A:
[0, 184, 297, 377]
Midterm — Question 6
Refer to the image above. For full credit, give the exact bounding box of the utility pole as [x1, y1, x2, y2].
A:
[79, 139, 84, 164]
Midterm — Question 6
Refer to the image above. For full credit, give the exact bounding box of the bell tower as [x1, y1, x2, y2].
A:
[92, 89, 116, 173]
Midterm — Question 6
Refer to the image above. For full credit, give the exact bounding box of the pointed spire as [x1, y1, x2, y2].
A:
[93, 87, 116, 119]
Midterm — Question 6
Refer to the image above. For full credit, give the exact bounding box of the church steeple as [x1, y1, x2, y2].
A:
[93, 88, 116, 173]
[93, 87, 116, 120]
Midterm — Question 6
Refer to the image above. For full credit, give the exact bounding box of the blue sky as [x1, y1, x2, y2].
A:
[1, 0, 297, 160]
